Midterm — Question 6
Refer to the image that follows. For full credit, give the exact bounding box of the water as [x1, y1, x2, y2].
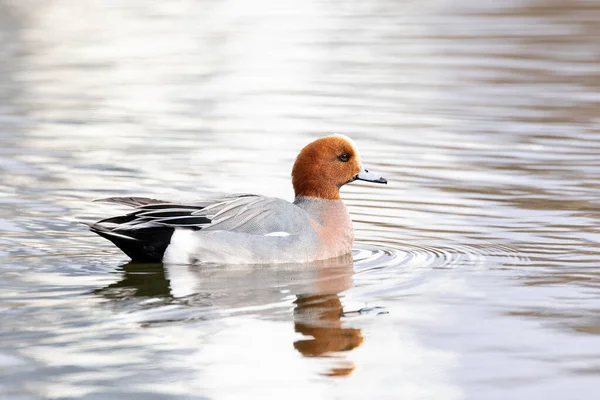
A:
[1, 0, 599, 398]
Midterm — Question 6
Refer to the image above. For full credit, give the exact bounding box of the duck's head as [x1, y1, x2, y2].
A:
[292, 134, 387, 200]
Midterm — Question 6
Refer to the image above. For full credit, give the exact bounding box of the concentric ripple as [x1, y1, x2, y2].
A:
[354, 241, 527, 270]
[350, 241, 530, 301]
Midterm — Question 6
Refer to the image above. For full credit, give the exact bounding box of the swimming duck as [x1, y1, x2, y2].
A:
[89, 134, 387, 264]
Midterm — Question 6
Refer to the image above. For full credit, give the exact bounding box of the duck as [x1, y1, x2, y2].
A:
[88, 134, 387, 264]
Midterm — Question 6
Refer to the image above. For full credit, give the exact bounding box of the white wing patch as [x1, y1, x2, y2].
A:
[265, 231, 291, 237]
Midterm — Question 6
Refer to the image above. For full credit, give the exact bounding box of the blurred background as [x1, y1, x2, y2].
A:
[1, 0, 599, 399]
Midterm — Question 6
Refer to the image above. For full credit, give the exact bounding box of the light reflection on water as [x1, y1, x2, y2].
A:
[1, 0, 600, 399]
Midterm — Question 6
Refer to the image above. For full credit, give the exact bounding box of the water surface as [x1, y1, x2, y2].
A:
[1, 0, 600, 399]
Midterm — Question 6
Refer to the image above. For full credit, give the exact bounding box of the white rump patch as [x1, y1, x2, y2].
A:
[265, 231, 291, 237]
[164, 228, 198, 264]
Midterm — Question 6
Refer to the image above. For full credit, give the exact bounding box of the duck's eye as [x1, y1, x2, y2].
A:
[338, 153, 350, 162]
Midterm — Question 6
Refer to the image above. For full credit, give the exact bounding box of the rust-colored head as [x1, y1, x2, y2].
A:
[292, 134, 386, 200]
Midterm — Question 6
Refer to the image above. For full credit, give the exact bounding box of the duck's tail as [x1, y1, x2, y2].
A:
[87, 197, 177, 262]
[87, 217, 175, 262]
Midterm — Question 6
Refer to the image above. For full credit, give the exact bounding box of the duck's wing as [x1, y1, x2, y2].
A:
[88, 194, 307, 261]
[103, 194, 305, 233]
[192, 195, 308, 234]
[91, 194, 264, 230]
[88, 194, 257, 261]
[93, 197, 167, 207]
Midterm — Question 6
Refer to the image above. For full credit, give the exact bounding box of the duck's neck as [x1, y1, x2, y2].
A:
[293, 184, 340, 200]
[293, 196, 348, 224]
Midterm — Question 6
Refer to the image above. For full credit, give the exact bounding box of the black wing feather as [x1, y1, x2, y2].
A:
[89, 199, 211, 262]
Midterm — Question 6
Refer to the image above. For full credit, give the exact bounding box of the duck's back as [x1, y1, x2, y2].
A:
[90, 194, 322, 264]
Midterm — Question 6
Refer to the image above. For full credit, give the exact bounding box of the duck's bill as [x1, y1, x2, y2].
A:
[355, 168, 387, 184]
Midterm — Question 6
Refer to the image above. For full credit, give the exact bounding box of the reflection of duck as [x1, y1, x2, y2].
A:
[94, 254, 363, 376]
[292, 257, 363, 376]
[93, 262, 171, 300]
[294, 294, 363, 354]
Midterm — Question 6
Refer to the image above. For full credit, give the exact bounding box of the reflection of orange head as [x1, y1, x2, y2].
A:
[325, 362, 357, 377]
[293, 293, 363, 376]
[292, 134, 362, 200]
